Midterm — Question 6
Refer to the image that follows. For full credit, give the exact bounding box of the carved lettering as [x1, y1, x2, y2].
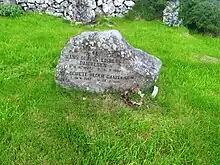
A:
[67, 53, 134, 85]
[80, 61, 107, 67]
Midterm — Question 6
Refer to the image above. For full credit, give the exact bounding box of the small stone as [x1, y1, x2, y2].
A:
[52, 4, 60, 9]
[35, 0, 44, 3]
[53, 12, 63, 17]
[55, 0, 63, 4]
[55, 8, 64, 13]
[95, 7, 103, 16]
[124, 0, 135, 7]
[41, 3, 48, 8]
[68, 4, 73, 10]
[16, 0, 26, 3]
[45, 0, 52, 5]
[20, 3, 27, 7]
[88, 0, 96, 9]
[118, 4, 127, 14]
[114, 0, 124, 6]
[45, 9, 54, 15]
[102, 1, 115, 14]
[76, 8, 96, 23]
[60, 1, 68, 7]
[28, 3, 35, 8]
[97, 0, 102, 6]
[28, 0, 35, 3]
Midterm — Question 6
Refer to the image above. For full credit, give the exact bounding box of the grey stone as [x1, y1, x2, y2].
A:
[60, 1, 68, 7]
[52, 4, 61, 9]
[114, 0, 124, 6]
[68, 4, 73, 10]
[55, 0, 63, 4]
[55, 8, 64, 13]
[41, 3, 48, 8]
[55, 30, 162, 92]
[102, 1, 115, 14]
[118, 4, 127, 14]
[45, 0, 52, 5]
[53, 12, 63, 17]
[76, 7, 96, 23]
[124, 0, 135, 7]
[20, 3, 27, 7]
[45, 8, 54, 15]
[28, 0, 35, 3]
[115, 13, 124, 17]
[115, 7, 120, 13]
[97, 0, 102, 6]
[28, 3, 35, 8]
[163, 0, 182, 27]
[70, 0, 96, 23]
[95, 7, 103, 16]
[35, 0, 44, 3]
[67, 10, 77, 20]
[87, 0, 96, 9]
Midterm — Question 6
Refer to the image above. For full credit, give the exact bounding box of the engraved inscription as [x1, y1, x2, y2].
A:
[56, 30, 162, 92]
[67, 53, 134, 85]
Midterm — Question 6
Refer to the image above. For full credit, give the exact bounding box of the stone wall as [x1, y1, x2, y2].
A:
[15, 0, 135, 23]
[163, 0, 182, 27]
[1, 0, 181, 26]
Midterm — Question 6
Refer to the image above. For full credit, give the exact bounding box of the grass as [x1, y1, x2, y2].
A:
[0, 13, 220, 164]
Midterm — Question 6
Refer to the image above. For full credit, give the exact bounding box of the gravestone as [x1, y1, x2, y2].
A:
[55, 30, 162, 92]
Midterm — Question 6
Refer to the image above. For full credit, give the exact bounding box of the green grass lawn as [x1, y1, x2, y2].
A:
[0, 13, 220, 164]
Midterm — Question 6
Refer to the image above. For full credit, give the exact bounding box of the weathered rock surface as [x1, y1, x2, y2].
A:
[102, 0, 116, 15]
[4, 0, 182, 24]
[114, 0, 124, 6]
[55, 30, 162, 92]
[124, 0, 135, 7]
[163, 0, 182, 26]
[15, 0, 136, 22]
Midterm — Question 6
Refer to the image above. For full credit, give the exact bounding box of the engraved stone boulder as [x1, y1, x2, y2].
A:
[55, 30, 162, 92]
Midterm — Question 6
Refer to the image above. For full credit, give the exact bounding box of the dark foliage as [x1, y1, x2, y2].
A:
[0, 4, 23, 17]
[126, 0, 167, 20]
[180, 0, 220, 36]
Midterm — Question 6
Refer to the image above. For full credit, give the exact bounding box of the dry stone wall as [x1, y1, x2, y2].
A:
[2, 0, 181, 26]
[15, 0, 135, 22]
